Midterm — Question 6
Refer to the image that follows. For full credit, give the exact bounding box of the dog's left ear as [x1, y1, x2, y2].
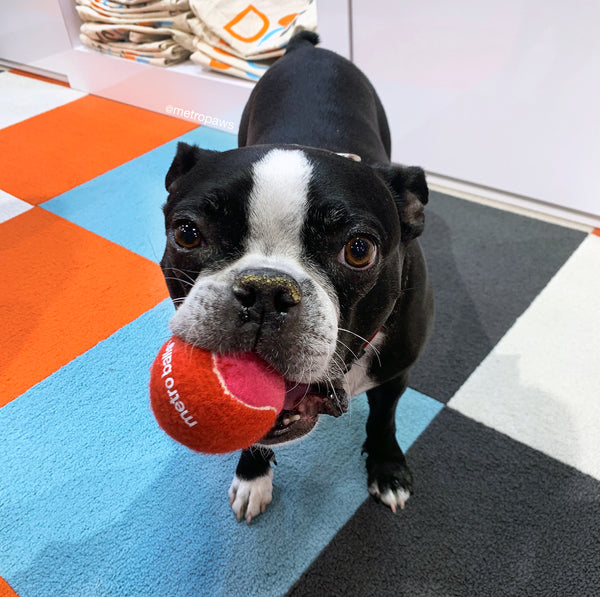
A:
[165, 142, 219, 195]
[373, 164, 429, 242]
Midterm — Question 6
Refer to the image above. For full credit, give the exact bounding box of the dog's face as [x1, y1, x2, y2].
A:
[161, 143, 427, 444]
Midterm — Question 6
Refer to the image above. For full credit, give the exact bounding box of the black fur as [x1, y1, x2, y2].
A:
[236, 447, 276, 480]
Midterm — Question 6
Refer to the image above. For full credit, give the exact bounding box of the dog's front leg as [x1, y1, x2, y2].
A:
[228, 446, 276, 524]
[364, 374, 413, 513]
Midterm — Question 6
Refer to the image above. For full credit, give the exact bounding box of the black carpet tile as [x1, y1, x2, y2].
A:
[410, 192, 586, 402]
[287, 408, 600, 597]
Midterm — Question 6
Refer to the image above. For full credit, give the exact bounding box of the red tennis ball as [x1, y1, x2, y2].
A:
[149, 336, 285, 454]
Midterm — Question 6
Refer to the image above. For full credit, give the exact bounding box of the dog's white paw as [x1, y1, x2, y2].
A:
[368, 480, 410, 514]
[228, 469, 273, 524]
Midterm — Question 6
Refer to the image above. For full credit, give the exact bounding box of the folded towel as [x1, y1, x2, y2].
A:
[80, 0, 190, 16]
[80, 32, 190, 66]
[190, 46, 275, 82]
[77, 0, 192, 66]
[188, 0, 316, 79]
[81, 22, 171, 43]
[190, 0, 316, 58]
[76, 5, 193, 31]
[76, 0, 317, 78]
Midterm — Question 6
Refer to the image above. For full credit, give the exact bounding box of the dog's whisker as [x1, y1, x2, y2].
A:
[336, 338, 360, 362]
[338, 327, 379, 351]
[165, 267, 199, 285]
[338, 327, 382, 367]
[370, 346, 382, 368]
[294, 384, 313, 408]
[328, 379, 338, 401]
[330, 353, 348, 379]
[338, 327, 364, 339]
[163, 277, 194, 288]
[285, 380, 304, 393]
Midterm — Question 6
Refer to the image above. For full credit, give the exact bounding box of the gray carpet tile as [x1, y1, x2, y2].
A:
[287, 407, 600, 597]
[410, 192, 586, 402]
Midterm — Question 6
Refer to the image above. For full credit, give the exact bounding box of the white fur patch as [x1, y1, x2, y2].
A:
[246, 149, 312, 258]
[368, 480, 410, 514]
[343, 332, 385, 397]
[228, 469, 274, 524]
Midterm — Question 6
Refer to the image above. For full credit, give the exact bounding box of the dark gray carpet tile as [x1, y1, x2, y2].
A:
[410, 192, 586, 401]
[287, 408, 600, 597]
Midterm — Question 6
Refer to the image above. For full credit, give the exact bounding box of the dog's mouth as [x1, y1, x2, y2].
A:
[258, 379, 348, 445]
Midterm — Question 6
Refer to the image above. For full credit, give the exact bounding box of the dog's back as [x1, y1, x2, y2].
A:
[238, 32, 392, 164]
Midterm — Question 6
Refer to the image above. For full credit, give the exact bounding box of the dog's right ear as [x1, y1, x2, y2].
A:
[165, 142, 218, 194]
[372, 164, 429, 242]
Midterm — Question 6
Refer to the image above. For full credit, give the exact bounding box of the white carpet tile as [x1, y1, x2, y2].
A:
[0, 71, 85, 129]
[0, 189, 32, 223]
[449, 234, 600, 480]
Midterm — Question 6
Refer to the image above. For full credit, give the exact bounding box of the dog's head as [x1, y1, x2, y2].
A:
[160, 143, 427, 444]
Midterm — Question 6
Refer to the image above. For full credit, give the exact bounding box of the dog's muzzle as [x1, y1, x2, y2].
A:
[229, 268, 347, 444]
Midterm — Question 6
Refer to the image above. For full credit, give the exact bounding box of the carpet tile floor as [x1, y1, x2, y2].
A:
[0, 69, 598, 597]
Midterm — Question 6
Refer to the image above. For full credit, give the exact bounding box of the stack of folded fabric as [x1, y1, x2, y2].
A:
[187, 0, 317, 80]
[77, 0, 194, 67]
[76, 0, 317, 78]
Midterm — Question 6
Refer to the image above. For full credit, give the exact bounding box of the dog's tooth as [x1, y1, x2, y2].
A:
[282, 414, 301, 427]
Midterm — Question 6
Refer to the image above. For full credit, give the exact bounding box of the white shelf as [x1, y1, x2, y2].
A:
[64, 42, 253, 133]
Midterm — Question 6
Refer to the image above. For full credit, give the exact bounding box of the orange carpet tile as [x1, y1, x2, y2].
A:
[0, 95, 197, 204]
[0, 207, 168, 406]
[0, 576, 18, 597]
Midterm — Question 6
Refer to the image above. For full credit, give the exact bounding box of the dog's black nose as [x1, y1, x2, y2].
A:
[232, 269, 302, 314]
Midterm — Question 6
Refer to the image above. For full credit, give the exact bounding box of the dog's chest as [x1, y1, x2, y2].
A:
[342, 332, 384, 398]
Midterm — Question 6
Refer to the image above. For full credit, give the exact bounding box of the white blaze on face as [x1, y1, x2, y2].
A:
[169, 147, 340, 384]
[246, 149, 312, 258]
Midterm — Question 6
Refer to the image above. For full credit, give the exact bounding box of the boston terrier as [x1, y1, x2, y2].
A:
[160, 31, 433, 523]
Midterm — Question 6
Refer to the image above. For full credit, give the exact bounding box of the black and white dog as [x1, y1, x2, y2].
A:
[160, 32, 433, 523]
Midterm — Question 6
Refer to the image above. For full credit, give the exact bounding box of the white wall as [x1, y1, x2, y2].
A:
[352, 0, 600, 220]
[1, 1, 598, 222]
[0, 0, 71, 76]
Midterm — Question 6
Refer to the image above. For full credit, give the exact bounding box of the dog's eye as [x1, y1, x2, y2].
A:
[340, 236, 377, 269]
[174, 221, 203, 249]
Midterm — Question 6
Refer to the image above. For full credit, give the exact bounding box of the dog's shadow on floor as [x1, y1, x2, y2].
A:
[410, 195, 494, 402]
